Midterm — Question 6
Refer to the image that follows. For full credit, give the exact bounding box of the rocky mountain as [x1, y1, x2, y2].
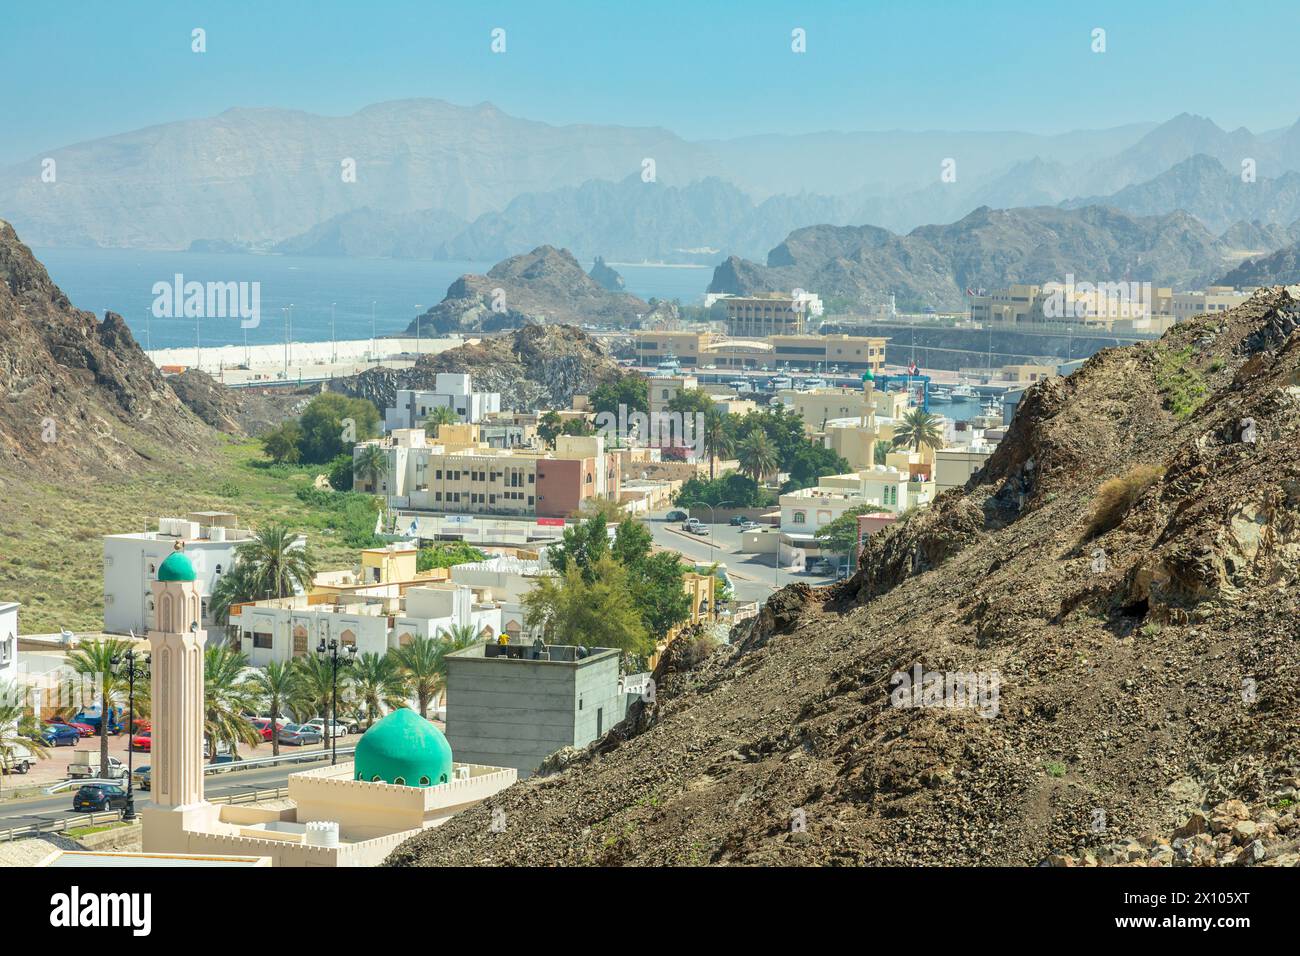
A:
[272, 206, 467, 258]
[402, 246, 649, 335]
[388, 290, 1300, 866]
[332, 324, 622, 412]
[1218, 242, 1300, 287]
[709, 205, 1232, 311]
[588, 257, 625, 292]
[0, 220, 209, 478]
[1064, 154, 1300, 234]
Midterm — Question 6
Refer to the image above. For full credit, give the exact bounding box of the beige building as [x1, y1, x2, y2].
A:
[771, 334, 886, 372]
[724, 294, 809, 337]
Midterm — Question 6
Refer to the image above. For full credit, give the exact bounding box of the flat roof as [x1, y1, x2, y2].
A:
[42, 851, 270, 867]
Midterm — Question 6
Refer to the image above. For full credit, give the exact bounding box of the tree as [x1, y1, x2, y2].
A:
[350, 653, 409, 729]
[425, 405, 458, 435]
[560, 418, 595, 437]
[393, 636, 443, 719]
[202, 645, 262, 762]
[66, 638, 134, 776]
[353, 444, 387, 493]
[590, 375, 648, 416]
[892, 408, 944, 453]
[261, 422, 302, 464]
[666, 388, 715, 418]
[0, 685, 48, 791]
[548, 514, 610, 583]
[294, 653, 349, 728]
[628, 551, 691, 640]
[326, 453, 355, 491]
[209, 560, 262, 636]
[246, 660, 311, 757]
[237, 525, 315, 599]
[416, 542, 487, 572]
[297, 393, 380, 464]
[738, 429, 778, 484]
[538, 411, 563, 448]
[523, 557, 651, 658]
[700, 409, 734, 480]
[674, 473, 770, 508]
[610, 517, 653, 568]
[783, 443, 850, 492]
[814, 504, 892, 557]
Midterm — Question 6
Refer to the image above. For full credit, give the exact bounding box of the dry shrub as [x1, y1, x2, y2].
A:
[1083, 464, 1165, 540]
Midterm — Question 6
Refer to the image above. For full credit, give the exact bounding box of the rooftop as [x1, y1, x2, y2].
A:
[448, 642, 620, 666]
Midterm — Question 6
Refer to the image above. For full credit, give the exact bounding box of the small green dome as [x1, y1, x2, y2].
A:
[861, 368, 875, 382]
[157, 550, 197, 582]
[354, 708, 453, 788]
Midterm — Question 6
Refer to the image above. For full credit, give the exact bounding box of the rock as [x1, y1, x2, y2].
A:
[1173, 811, 1208, 838]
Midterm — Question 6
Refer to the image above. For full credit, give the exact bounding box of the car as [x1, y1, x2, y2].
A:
[208, 754, 239, 766]
[278, 724, 324, 746]
[249, 718, 279, 741]
[688, 525, 710, 536]
[130, 730, 152, 752]
[740, 520, 761, 531]
[40, 723, 81, 747]
[729, 515, 748, 526]
[133, 766, 151, 791]
[49, 717, 95, 737]
[72, 783, 129, 813]
[307, 717, 352, 738]
[681, 517, 702, 531]
[1, 743, 36, 775]
[665, 509, 688, 522]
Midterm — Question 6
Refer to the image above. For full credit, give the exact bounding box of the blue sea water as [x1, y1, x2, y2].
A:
[30, 247, 713, 351]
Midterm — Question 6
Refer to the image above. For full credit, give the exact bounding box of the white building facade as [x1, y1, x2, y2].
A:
[384, 375, 502, 432]
[0, 601, 18, 690]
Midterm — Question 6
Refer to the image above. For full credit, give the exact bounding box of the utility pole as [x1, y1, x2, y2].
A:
[370, 300, 377, 363]
[331, 301, 337, 365]
[414, 304, 423, 357]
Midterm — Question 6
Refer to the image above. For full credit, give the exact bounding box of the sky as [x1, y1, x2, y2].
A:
[4, 0, 1300, 164]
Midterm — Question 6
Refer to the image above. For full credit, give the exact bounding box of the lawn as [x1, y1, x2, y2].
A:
[0, 438, 368, 634]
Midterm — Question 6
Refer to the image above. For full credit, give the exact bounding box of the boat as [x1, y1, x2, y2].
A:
[950, 384, 976, 399]
[655, 353, 682, 373]
[770, 375, 793, 390]
[929, 387, 953, 403]
[803, 377, 828, 389]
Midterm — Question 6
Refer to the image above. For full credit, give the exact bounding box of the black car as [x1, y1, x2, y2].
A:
[729, 515, 747, 526]
[73, 783, 129, 812]
[665, 509, 688, 522]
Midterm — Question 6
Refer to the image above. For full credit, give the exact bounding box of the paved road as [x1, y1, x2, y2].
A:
[0, 753, 338, 832]
[642, 510, 838, 606]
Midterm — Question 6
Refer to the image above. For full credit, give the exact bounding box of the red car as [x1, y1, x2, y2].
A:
[249, 718, 276, 741]
[130, 730, 152, 752]
[50, 717, 95, 737]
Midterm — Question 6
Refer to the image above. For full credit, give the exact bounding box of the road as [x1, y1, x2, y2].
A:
[642, 509, 837, 605]
[0, 753, 339, 832]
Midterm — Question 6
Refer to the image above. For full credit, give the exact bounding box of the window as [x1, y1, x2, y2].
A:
[253, 632, 273, 650]
[394, 776, 406, 786]
[792, 510, 807, 524]
[419, 776, 431, 787]
[292, 626, 308, 656]
[340, 629, 357, 648]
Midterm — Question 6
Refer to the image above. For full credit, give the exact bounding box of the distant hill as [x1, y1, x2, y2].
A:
[1218, 242, 1300, 287]
[273, 206, 467, 258]
[402, 245, 649, 335]
[708, 206, 1232, 311]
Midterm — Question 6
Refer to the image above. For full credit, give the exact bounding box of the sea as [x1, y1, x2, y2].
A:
[30, 247, 714, 351]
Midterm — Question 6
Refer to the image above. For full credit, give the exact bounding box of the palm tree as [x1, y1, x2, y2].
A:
[238, 525, 315, 600]
[66, 638, 134, 776]
[0, 686, 48, 795]
[293, 653, 348, 730]
[393, 636, 443, 719]
[425, 405, 458, 436]
[738, 429, 778, 485]
[701, 410, 734, 481]
[351, 653, 408, 729]
[202, 645, 262, 763]
[891, 408, 945, 453]
[246, 660, 311, 757]
[208, 560, 262, 642]
[353, 443, 387, 493]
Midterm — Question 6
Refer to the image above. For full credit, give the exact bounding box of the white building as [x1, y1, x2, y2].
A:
[103, 514, 268, 635]
[780, 466, 933, 539]
[447, 555, 553, 643]
[236, 583, 502, 667]
[0, 601, 18, 690]
[384, 374, 501, 432]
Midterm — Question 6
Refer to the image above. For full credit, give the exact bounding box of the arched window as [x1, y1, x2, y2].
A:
[792, 510, 807, 524]
[371, 775, 382, 783]
[340, 629, 356, 648]
[293, 625, 308, 656]
[399, 632, 414, 647]
[419, 776, 431, 787]
[393, 776, 406, 786]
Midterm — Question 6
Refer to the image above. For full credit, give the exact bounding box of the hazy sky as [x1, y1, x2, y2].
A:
[4, 0, 1299, 164]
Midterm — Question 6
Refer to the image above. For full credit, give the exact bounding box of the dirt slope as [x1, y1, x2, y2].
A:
[388, 290, 1300, 866]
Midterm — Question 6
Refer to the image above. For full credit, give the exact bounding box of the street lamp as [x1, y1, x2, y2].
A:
[115, 646, 149, 822]
[316, 637, 357, 765]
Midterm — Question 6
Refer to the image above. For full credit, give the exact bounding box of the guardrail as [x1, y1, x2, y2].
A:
[0, 785, 290, 843]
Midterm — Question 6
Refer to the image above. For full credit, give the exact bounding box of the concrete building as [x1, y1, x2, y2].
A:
[647, 374, 698, 420]
[444, 643, 629, 778]
[771, 334, 885, 372]
[0, 601, 17, 690]
[103, 513, 274, 635]
[724, 294, 811, 337]
[934, 445, 997, 493]
[383, 374, 502, 431]
[447, 554, 554, 643]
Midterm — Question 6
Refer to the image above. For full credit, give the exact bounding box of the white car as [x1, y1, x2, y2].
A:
[307, 718, 353, 738]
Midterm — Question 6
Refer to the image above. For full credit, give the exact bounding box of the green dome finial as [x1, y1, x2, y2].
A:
[157, 542, 197, 582]
[354, 708, 453, 788]
[862, 368, 875, 382]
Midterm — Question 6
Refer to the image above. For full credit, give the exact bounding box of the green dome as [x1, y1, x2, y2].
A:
[157, 550, 197, 582]
[861, 368, 875, 382]
[354, 707, 453, 788]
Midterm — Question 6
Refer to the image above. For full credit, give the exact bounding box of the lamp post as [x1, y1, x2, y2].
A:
[116, 646, 148, 822]
[316, 637, 356, 765]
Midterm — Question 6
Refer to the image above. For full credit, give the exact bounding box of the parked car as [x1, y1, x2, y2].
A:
[72, 783, 129, 812]
[249, 718, 277, 741]
[307, 717, 351, 738]
[729, 515, 747, 526]
[740, 520, 761, 531]
[69, 752, 128, 780]
[665, 509, 688, 522]
[278, 724, 324, 746]
[40, 723, 81, 747]
[133, 766, 151, 791]
[687, 525, 710, 536]
[49, 716, 95, 737]
[130, 730, 152, 752]
[681, 517, 701, 531]
[73, 705, 124, 736]
[0, 743, 36, 775]
[203, 739, 231, 758]
[208, 753, 238, 766]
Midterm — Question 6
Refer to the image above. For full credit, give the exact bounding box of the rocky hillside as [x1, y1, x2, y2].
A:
[401, 246, 649, 334]
[1219, 242, 1300, 288]
[333, 324, 623, 412]
[388, 290, 1300, 866]
[709, 205, 1234, 311]
[0, 220, 210, 479]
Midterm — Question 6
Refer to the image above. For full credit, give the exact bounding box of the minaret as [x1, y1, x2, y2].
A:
[141, 541, 211, 853]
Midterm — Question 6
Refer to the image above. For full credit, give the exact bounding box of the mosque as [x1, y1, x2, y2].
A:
[140, 543, 516, 867]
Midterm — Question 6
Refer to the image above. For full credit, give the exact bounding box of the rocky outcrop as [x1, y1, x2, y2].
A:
[386, 288, 1300, 867]
[402, 246, 649, 334]
[167, 369, 245, 435]
[588, 256, 625, 292]
[0, 219, 210, 478]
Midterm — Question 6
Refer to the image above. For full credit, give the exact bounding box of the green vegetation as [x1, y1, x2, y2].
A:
[814, 504, 892, 557]
[1043, 761, 1067, 778]
[262, 393, 380, 465]
[1153, 344, 1208, 419]
[294, 486, 383, 549]
[1083, 463, 1165, 540]
[590, 375, 649, 416]
[416, 542, 487, 572]
[674, 472, 773, 509]
[891, 408, 945, 453]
